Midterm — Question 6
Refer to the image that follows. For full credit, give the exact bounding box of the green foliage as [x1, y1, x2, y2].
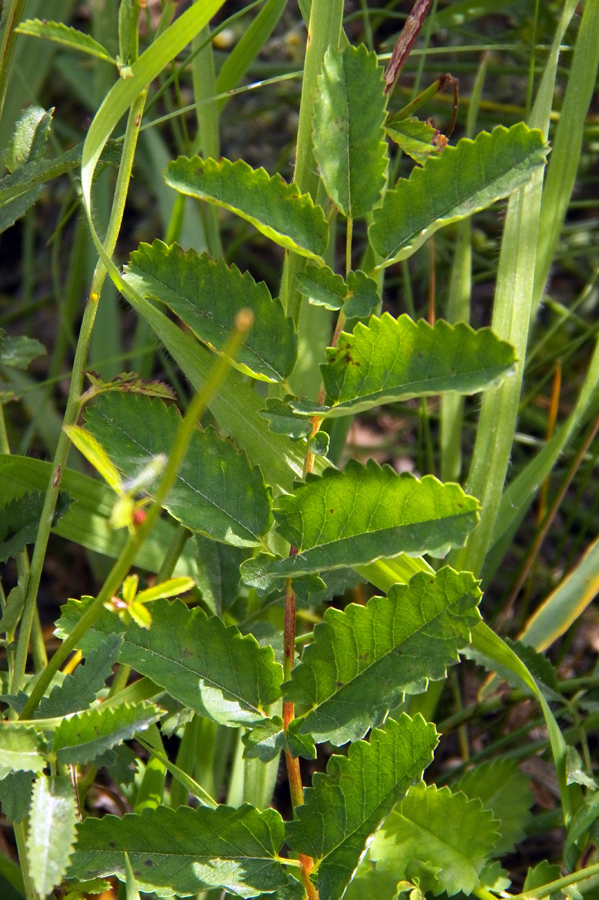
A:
[26, 775, 78, 899]
[16, 19, 116, 63]
[297, 266, 379, 318]
[52, 702, 163, 766]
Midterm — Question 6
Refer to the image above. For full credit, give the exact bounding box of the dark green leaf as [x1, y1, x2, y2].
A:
[0, 490, 72, 564]
[194, 535, 244, 615]
[369, 124, 548, 266]
[285, 568, 481, 745]
[266, 460, 480, 577]
[242, 716, 286, 762]
[36, 635, 122, 719]
[286, 714, 438, 900]
[125, 241, 297, 382]
[312, 315, 517, 417]
[27, 775, 78, 899]
[0, 771, 34, 823]
[165, 156, 328, 259]
[297, 266, 379, 318]
[68, 804, 288, 897]
[259, 397, 313, 442]
[52, 702, 162, 766]
[313, 45, 388, 218]
[93, 742, 138, 786]
[85, 393, 272, 547]
[368, 784, 500, 896]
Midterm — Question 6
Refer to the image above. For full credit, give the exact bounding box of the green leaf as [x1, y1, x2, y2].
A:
[0, 333, 46, 369]
[313, 44, 388, 218]
[369, 124, 548, 267]
[4, 106, 52, 173]
[369, 784, 500, 897]
[524, 861, 562, 893]
[0, 490, 72, 564]
[36, 635, 122, 719]
[0, 574, 27, 634]
[312, 315, 517, 417]
[16, 19, 116, 63]
[387, 116, 446, 165]
[297, 266, 379, 318]
[266, 460, 480, 578]
[125, 241, 297, 383]
[0, 725, 47, 775]
[259, 397, 313, 441]
[241, 716, 286, 763]
[455, 759, 534, 855]
[0, 771, 34, 823]
[193, 535, 244, 616]
[285, 567, 481, 745]
[85, 392, 272, 547]
[52, 702, 162, 767]
[286, 714, 438, 900]
[165, 156, 328, 260]
[68, 804, 288, 897]
[55, 598, 283, 729]
[27, 775, 78, 900]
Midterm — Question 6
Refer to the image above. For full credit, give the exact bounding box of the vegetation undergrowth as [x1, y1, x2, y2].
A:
[1, 1, 599, 899]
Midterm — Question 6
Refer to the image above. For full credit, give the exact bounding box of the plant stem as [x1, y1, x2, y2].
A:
[0, 0, 26, 124]
[14, 819, 38, 900]
[10, 89, 148, 696]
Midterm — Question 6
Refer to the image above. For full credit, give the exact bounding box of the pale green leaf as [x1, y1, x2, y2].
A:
[3, 106, 51, 173]
[165, 156, 328, 259]
[455, 759, 534, 855]
[85, 392, 272, 547]
[313, 44, 388, 218]
[27, 775, 78, 899]
[68, 804, 288, 897]
[36, 635, 122, 720]
[369, 124, 548, 267]
[55, 598, 283, 729]
[52, 702, 162, 766]
[369, 784, 500, 896]
[0, 725, 46, 774]
[0, 491, 72, 564]
[265, 460, 480, 578]
[297, 266, 379, 318]
[387, 116, 446, 165]
[285, 567, 481, 745]
[16, 19, 116, 63]
[286, 714, 438, 900]
[65, 425, 124, 492]
[125, 240, 297, 382]
[0, 333, 46, 369]
[313, 314, 517, 417]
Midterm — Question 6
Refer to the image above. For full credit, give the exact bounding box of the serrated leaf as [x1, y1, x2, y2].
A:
[55, 598, 283, 728]
[242, 716, 286, 763]
[36, 635, 122, 719]
[16, 19, 116, 63]
[455, 759, 534, 855]
[194, 534, 244, 615]
[0, 334, 46, 369]
[27, 775, 78, 899]
[479, 861, 511, 893]
[52, 702, 162, 766]
[0, 490, 72, 564]
[165, 156, 328, 259]
[0, 770, 34, 823]
[85, 392, 272, 547]
[265, 460, 480, 578]
[369, 124, 548, 266]
[286, 714, 438, 900]
[0, 725, 47, 774]
[524, 861, 562, 893]
[68, 804, 288, 897]
[125, 241, 297, 382]
[297, 266, 379, 318]
[313, 44, 388, 218]
[84, 371, 176, 402]
[260, 397, 313, 441]
[369, 784, 500, 897]
[4, 106, 51, 173]
[387, 116, 446, 165]
[285, 567, 481, 745]
[313, 315, 517, 417]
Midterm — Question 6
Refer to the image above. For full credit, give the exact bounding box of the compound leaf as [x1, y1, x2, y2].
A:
[165, 156, 328, 259]
[315, 314, 517, 417]
[16, 19, 116, 63]
[368, 784, 500, 896]
[85, 392, 272, 547]
[264, 460, 480, 578]
[313, 44, 388, 218]
[52, 702, 162, 766]
[286, 714, 438, 900]
[369, 124, 548, 266]
[285, 567, 481, 745]
[27, 775, 78, 899]
[68, 804, 288, 897]
[125, 241, 297, 383]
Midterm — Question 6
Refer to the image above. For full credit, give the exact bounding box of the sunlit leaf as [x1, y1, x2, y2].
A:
[27, 775, 78, 899]
[387, 115, 446, 165]
[52, 702, 162, 766]
[16, 19, 116, 63]
[0, 725, 46, 775]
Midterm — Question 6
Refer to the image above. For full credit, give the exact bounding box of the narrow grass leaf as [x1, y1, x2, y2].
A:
[16, 19, 116, 63]
[0, 726, 46, 775]
[315, 314, 516, 416]
[27, 775, 78, 899]
[368, 784, 500, 896]
[85, 392, 272, 547]
[68, 804, 288, 897]
[313, 44, 388, 218]
[285, 567, 481, 745]
[52, 702, 162, 766]
[125, 240, 297, 382]
[369, 124, 548, 267]
[165, 157, 328, 259]
[267, 460, 479, 578]
[286, 714, 438, 900]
